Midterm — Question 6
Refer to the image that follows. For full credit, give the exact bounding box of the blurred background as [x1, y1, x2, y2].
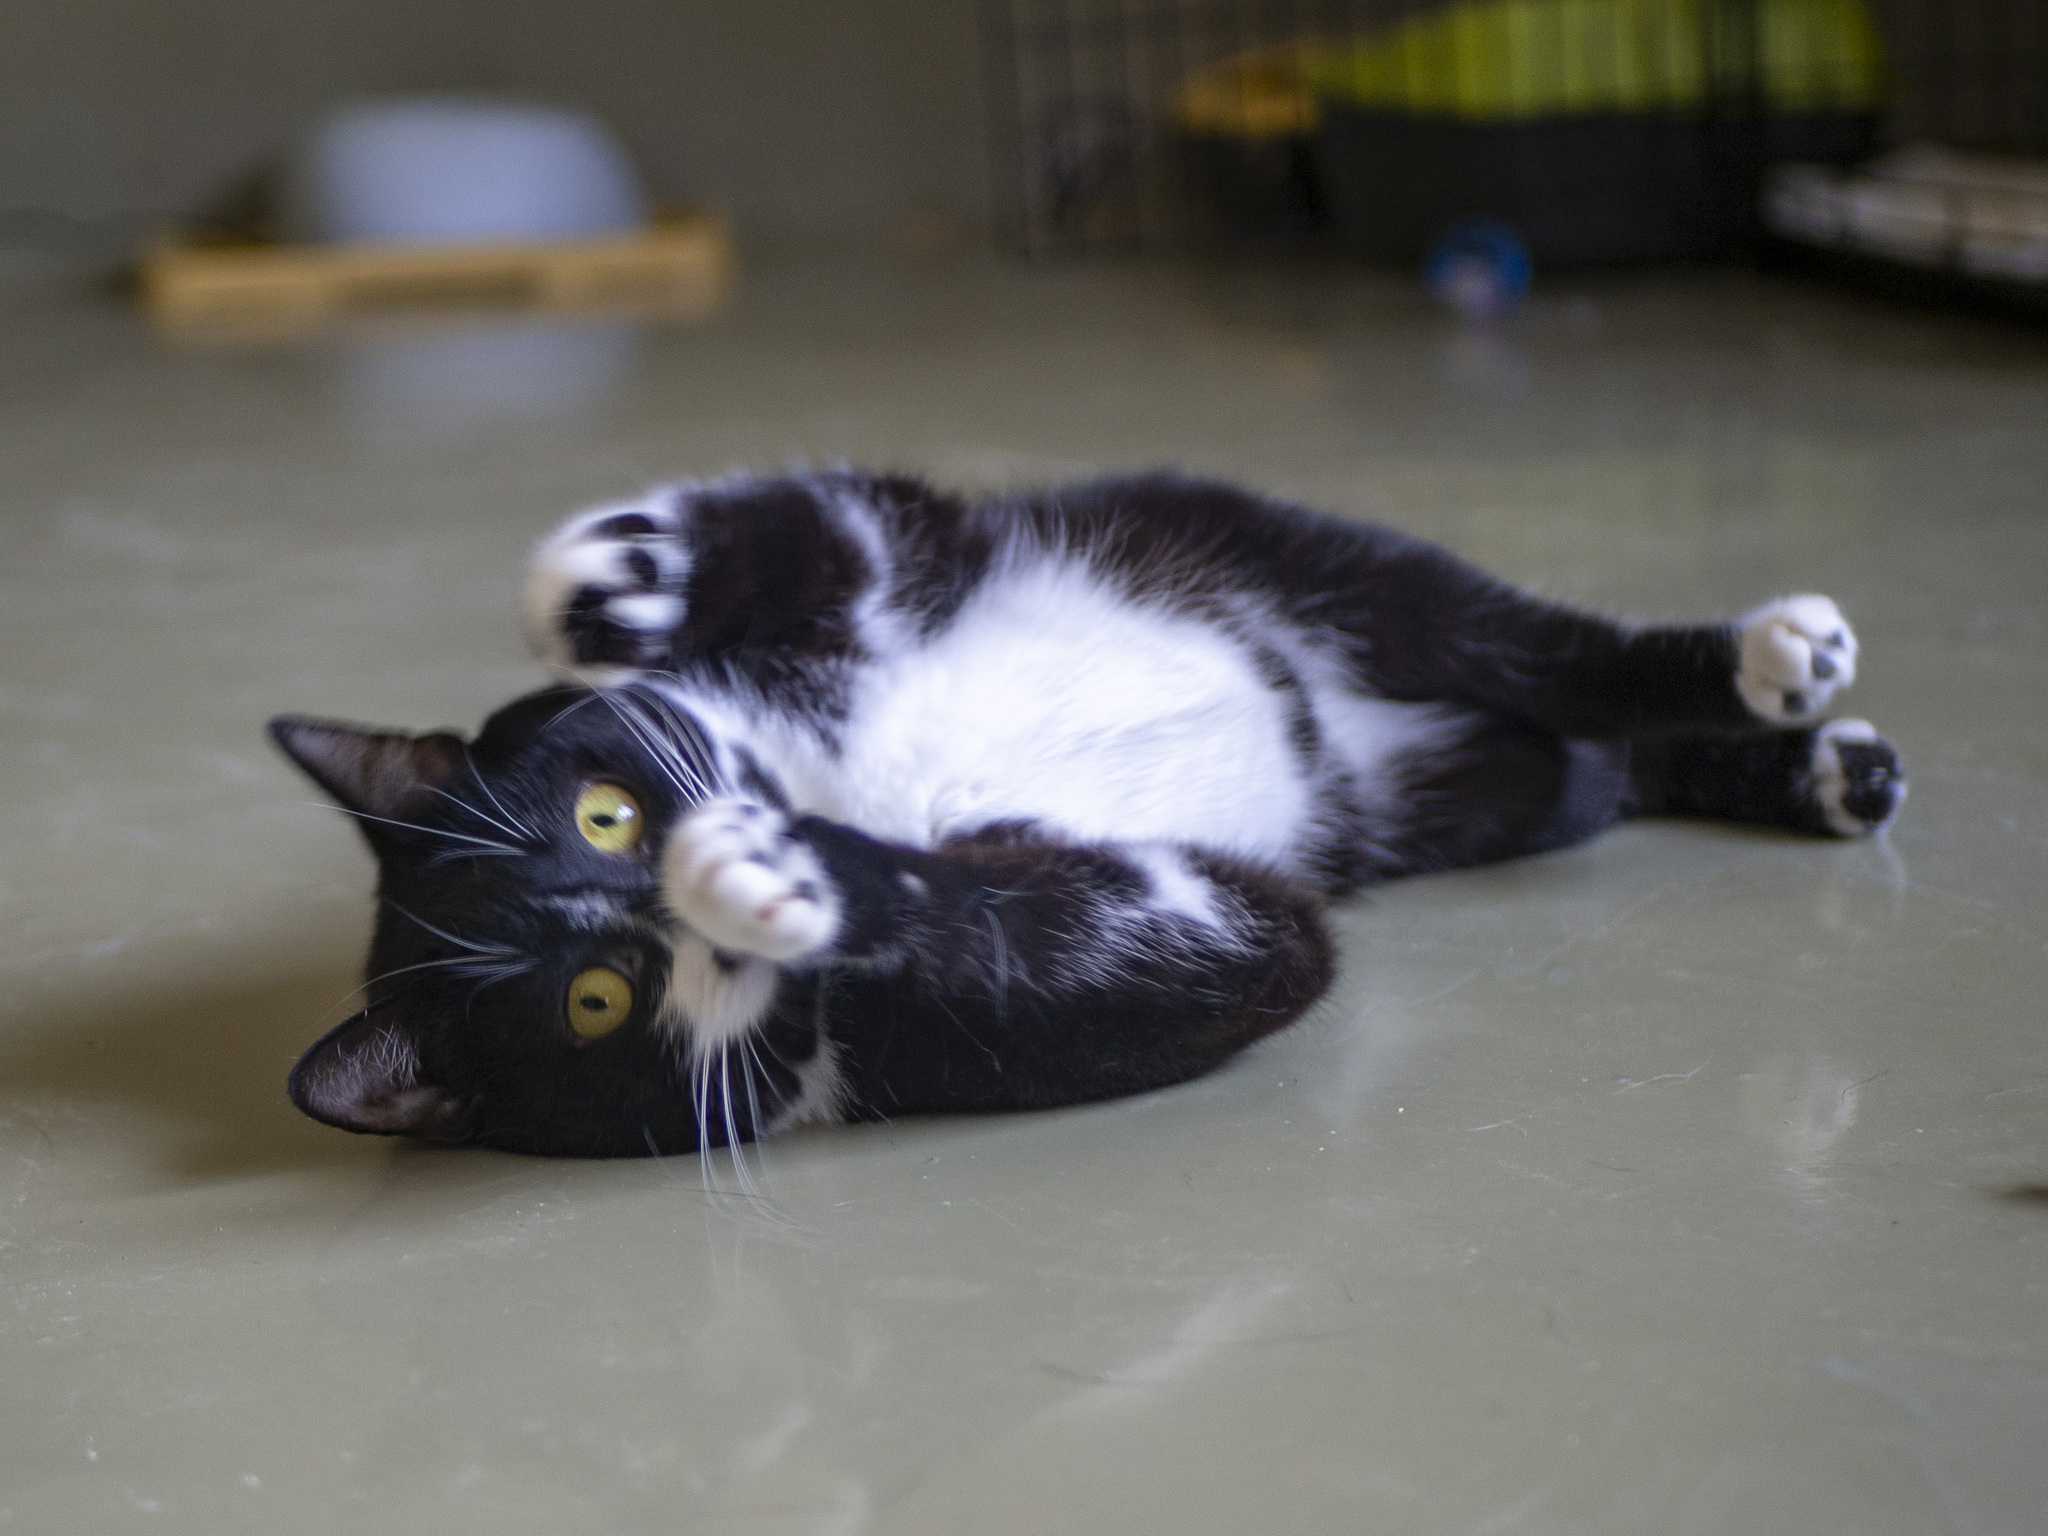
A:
[2, 0, 2042, 276]
[2, 0, 984, 264]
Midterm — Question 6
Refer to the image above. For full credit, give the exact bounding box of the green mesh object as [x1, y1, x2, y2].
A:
[1303, 0, 1885, 121]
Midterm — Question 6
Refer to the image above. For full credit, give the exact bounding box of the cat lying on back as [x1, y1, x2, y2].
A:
[272, 470, 1903, 1157]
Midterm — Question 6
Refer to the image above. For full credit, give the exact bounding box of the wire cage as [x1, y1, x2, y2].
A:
[981, 0, 2048, 269]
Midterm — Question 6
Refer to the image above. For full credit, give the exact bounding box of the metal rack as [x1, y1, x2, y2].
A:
[981, 0, 2048, 260]
[982, 0, 1376, 254]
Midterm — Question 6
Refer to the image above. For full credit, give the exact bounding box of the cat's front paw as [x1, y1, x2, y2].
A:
[523, 495, 691, 675]
[1809, 719, 1906, 836]
[1736, 595, 1858, 724]
[662, 799, 841, 963]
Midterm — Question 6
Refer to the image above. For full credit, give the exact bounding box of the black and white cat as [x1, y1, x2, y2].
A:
[272, 470, 1904, 1157]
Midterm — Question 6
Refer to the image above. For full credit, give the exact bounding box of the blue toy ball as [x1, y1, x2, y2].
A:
[1425, 221, 1533, 322]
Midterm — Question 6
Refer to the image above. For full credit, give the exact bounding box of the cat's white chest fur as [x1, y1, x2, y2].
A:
[663, 558, 1454, 874]
[830, 562, 1310, 855]
[856, 565, 1302, 856]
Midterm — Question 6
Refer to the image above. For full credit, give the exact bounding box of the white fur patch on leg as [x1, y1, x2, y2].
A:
[1736, 594, 1858, 723]
[522, 494, 690, 675]
[1127, 844, 1225, 933]
[1809, 718, 1905, 836]
[764, 1034, 848, 1133]
[662, 799, 842, 962]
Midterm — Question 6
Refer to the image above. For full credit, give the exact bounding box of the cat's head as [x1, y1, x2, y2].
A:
[270, 687, 731, 1157]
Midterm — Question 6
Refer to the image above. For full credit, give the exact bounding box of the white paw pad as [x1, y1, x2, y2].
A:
[523, 495, 691, 673]
[1736, 595, 1858, 723]
[1810, 718, 1906, 836]
[661, 799, 841, 962]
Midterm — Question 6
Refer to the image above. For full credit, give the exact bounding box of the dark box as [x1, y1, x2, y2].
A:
[1317, 106, 1877, 263]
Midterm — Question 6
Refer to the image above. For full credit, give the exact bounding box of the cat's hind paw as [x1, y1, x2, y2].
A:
[662, 800, 842, 963]
[524, 496, 691, 675]
[1809, 719, 1905, 836]
[1736, 595, 1858, 724]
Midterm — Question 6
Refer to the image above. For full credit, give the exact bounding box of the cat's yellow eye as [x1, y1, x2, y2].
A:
[566, 966, 633, 1039]
[574, 782, 642, 853]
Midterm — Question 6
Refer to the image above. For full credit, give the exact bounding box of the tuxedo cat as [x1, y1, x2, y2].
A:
[272, 470, 1902, 1157]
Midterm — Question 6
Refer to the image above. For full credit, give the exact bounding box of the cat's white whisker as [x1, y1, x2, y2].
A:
[733, 1039, 805, 1223]
[542, 685, 612, 732]
[320, 952, 534, 1021]
[424, 846, 527, 867]
[619, 687, 718, 801]
[428, 784, 529, 845]
[465, 750, 541, 841]
[383, 902, 526, 959]
[632, 687, 722, 798]
[719, 1041, 758, 1201]
[739, 1035, 769, 1147]
[693, 1052, 714, 1200]
[591, 686, 705, 803]
[315, 803, 523, 856]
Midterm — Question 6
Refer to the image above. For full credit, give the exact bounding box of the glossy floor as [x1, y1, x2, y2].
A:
[2, 251, 2043, 1534]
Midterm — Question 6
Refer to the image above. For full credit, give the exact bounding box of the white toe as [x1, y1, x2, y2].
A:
[1736, 595, 1858, 723]
[661, 799, 840, 962]
[1810, 718, 1904, 836]
[522, 494, 691, 674]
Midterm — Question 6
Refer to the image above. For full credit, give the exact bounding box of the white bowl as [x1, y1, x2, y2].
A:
[286, 97, 647, 247]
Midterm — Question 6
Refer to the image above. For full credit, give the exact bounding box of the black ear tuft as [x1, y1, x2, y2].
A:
[269, 715, 467, 821]
[288, 1007, 469, 1142]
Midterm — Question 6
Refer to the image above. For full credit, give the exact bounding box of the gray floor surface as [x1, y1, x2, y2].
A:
[2, 249, 2044, 1534]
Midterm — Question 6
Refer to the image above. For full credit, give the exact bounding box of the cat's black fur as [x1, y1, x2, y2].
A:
[272, 470, 1904, 1157]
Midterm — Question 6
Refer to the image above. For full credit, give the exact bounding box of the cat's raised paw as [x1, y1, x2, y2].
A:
[1810, 719, 1905, 836]
[661, 799, 841, 962]
[1736, 595, 1858, 723]
[523, 496, 691, 675]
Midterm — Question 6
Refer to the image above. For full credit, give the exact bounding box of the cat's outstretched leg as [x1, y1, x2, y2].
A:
[1383, 716, 1633, 875]
[1365, 710, 1901, 879]
[1312, 533, 1862, 736]
[1625, 719, 1906, 836]
[1383, 586, 1857, 736]
[658, 799, 1334, 1119]
[523, 493, 691, 675]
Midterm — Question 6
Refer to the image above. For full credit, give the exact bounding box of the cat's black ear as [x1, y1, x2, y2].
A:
[268, 715, 467, 821]
[288, 1007, 469, 1141]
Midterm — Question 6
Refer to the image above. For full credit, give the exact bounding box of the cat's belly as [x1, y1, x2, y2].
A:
[747, 562, 1437, 866]
[831, 564, 1301, 854]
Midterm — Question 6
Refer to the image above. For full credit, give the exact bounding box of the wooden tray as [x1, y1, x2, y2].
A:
[141, 213, 731, 337]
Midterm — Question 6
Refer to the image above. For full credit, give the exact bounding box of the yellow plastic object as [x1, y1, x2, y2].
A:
[1176, 48, 1324, 138]
[1298, 0, 1883, 122]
